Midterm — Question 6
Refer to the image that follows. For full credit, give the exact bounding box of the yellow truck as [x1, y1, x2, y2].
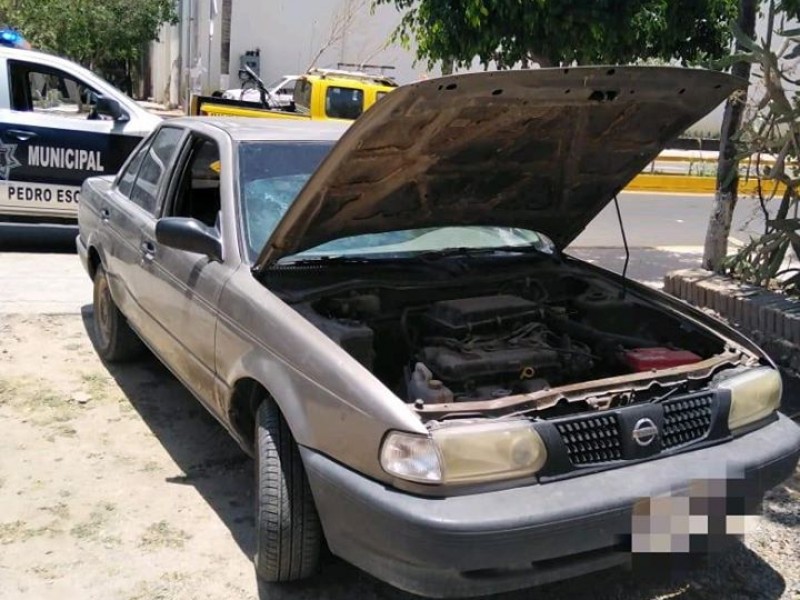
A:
[190, 67, 397, 121]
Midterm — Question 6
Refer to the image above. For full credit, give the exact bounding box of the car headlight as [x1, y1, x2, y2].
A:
[715, 367, 782, 430]
[380, 420, 547, 485]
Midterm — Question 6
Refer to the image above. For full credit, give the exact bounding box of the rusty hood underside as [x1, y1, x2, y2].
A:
[254, 66, 743, 271]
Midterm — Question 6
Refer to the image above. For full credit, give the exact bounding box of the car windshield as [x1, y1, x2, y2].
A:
[239, 141, 551, 263]
[288, 227, 549, 261]
[239, 141, 335, 258]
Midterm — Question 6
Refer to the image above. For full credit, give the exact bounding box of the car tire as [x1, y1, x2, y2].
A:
[254, 400, 322, 582]
[92, 264, 144, 362]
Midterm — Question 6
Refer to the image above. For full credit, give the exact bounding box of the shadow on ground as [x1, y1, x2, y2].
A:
[80, 305, 787, 600]
[0, 223, 78, 253]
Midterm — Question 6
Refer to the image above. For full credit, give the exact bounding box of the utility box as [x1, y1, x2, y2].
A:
[239, 51, 260, 76]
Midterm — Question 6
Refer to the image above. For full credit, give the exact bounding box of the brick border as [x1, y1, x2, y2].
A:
[664, 269, 800, 372]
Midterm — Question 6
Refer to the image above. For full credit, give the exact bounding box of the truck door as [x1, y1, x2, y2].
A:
[0, 59, 143, 221]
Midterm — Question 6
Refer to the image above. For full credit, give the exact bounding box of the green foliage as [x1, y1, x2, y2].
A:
[720, 0, 800, 294]
[375, 0, 739, 68]
[0, 0, 177, 69]
[778, 0, 800, 19]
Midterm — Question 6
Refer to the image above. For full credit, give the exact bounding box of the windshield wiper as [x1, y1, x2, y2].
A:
[412, 245, 550, 261]
[273, 245, 553, 268]
[275, 255, 377, 267]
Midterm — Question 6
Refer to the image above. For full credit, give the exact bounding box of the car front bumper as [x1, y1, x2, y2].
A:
[301, 413, 800, 598]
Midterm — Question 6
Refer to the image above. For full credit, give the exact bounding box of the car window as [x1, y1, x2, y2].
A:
[7, 60, 102, 119]
[325, 86, 364, 119]
[167, 136, 222, 227]
[129, 127, 184, 214]
[376, 91, 388, 102]
[239, 141, 334, 257]
[116, 141, 150, 197]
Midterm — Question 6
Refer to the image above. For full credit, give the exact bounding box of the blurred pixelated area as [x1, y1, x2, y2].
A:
[627, 476, 759, 556]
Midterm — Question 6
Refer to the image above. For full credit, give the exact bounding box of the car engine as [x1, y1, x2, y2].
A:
[298, 272, 719, 408]
[407, 295, 593, 403]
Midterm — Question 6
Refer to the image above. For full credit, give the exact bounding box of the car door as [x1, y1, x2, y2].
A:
[101, 126, 186, 339]
[136, 133, 231, 409]
[0, 58, 144, 221]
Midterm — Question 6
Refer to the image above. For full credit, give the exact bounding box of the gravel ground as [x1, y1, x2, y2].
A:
[0, 313, 798, 600]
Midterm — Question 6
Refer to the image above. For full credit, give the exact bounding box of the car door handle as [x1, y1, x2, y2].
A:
[140, 240, 156, 261]
[5, 129, 37, 141]
[100, 208, 110, 222]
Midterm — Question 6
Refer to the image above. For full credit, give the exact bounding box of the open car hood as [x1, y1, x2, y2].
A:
[254, 66, 743, 271]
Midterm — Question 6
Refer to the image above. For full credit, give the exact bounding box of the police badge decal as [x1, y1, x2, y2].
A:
[0, 142, 21, 180]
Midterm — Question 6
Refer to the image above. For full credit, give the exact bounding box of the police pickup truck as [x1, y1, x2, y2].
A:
[0, 46, 159, 223]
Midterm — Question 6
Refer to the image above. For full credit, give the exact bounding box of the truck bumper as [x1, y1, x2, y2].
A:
[301, 413, 800, 598]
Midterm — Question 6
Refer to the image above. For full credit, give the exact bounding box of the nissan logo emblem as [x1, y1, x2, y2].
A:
[632, 418, 658, 447]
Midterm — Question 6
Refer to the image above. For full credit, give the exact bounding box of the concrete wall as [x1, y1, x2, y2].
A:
[227, 0, 436, 87]
[149, 0, 437, 104]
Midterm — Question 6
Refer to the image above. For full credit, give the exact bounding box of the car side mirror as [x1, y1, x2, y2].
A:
[95, 96, 129, 122]
[156, 217, 223, 262]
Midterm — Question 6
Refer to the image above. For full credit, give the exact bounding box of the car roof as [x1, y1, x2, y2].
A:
[166, 117, 350, 142]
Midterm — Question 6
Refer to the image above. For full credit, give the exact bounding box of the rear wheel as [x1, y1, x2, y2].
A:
[254, 400, 322, 582]
[92, 264, 144, 362]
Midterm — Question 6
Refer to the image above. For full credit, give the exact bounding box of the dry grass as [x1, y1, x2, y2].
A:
[139, 521, 192, 550]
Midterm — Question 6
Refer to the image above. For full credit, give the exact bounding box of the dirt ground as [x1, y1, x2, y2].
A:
[0, 312, 798, 600]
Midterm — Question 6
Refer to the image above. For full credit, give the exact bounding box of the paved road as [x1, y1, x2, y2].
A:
[0, 223, 89, 314]
[571, 190, 769, 248]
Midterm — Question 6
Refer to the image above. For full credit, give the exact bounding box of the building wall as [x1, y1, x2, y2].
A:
[150, 0, 437, 105]
[227, 0, 435, 87]
[150, 1, 796, 140]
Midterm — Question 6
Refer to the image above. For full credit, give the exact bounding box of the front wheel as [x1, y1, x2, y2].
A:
[254, 400, 322, 582]
[92, 264, 144, 362]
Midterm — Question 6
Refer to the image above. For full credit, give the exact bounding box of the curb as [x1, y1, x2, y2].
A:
[627, 174, 787, 195]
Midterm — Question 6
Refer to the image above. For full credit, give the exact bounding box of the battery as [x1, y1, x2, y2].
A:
[623, 347, 702, 372]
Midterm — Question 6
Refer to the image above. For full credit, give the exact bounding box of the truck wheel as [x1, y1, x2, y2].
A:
[92, 264, 144, 362]
[254, 400, 321, 582]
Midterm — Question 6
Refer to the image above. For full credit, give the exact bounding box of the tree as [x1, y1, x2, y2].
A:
[714, 0, 800, 291]
[704, 0, 800, 271]
[375, 0, 738, 68]
[702, 0, 756, 271]
[0, 0, 177, 94]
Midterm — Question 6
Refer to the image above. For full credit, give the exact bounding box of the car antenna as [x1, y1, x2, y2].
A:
[613, 194, 629, 299]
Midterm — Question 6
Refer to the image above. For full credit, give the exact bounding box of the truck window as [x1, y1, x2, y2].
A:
[294, 79, 312, 113]
[7, 60, 101, 118]
[325, 87, 364, 120]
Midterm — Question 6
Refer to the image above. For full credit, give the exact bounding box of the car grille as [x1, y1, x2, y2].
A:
[553, 392, 718, 468]
[661, 393, 714, 449]
[555, 414, 622, 465]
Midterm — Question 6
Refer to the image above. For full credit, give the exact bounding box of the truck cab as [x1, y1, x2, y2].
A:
[190, 68, 397, 122]
[0, 47, 159, 223]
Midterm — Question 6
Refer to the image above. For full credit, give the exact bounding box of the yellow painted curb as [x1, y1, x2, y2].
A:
[626, 174, 787, 195]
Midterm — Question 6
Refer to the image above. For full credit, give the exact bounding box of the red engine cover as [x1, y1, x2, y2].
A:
[623, 347, 702, 372]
